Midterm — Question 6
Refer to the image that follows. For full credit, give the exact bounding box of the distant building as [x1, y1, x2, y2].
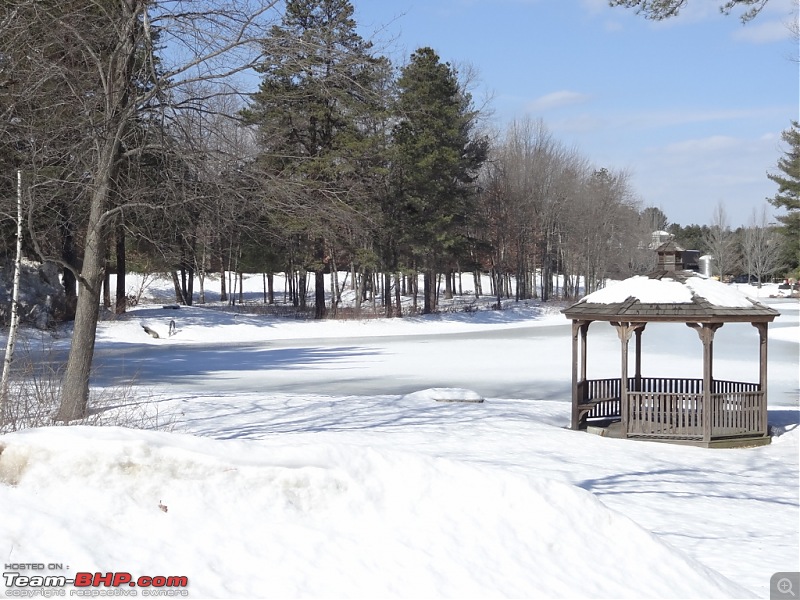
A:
[650, 230, 672, 249]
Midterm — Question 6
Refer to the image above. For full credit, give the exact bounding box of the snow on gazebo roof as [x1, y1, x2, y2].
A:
[563, 271, 779, 323]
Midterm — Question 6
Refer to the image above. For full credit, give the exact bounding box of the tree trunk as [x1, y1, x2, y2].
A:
[61, 215, 79, 321]
[171, 271, 182, 303]
[298, 270, 307, 310]
[411, 270, 418, 313]
[423, 269, 434, 314]
[197, 244, 206, 304]
[115, 220, 126, 314]
[187, 265, 195, 305]
[228, 266, 234, 306]
[219, 259, 227, 302]
[314, 269, 326, 319]
[394, 272, 402, 317]
[493, 267, 502, 309]
[1, 170, 24, 417]
[102, 267, 111, 309]
[384, 271, 392, 318]
[354, 269, 363, 317]
[56, 171, 111, 421]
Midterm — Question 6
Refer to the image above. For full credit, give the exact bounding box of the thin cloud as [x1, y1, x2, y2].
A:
[527, 90, 591, 112]
[602, 19, 625, 32]
[579, 0, 609, 14]
[731, 19, 794, 43]
[663, 135, 742, 155]
[545, 106, 791, 137]
[590, 106, 793, 133]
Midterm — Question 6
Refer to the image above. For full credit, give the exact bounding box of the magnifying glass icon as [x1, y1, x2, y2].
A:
[778, 578, 796, 597]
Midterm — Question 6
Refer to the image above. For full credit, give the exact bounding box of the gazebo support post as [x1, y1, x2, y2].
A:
[612, 322, 644, 436]
[571, 320, 591, 430]
[688, 322, 723, 443]
[634, 326, 645, 392]
[752, 322, 769, 436]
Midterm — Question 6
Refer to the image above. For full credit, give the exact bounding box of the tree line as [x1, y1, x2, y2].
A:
[0, 0, 796, 420]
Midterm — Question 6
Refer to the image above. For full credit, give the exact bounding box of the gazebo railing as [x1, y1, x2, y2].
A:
[627, 392, 703, 439]
[709, 387, 764, 437]
[580, 377, 765, 440]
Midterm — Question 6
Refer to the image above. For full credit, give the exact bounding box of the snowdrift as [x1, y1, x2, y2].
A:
[0, 427, 754, 599]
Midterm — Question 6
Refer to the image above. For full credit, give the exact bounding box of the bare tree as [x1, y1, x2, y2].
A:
[1, 0, 279, 421]
[0, 170, 23, 418]
[702, 202, 738, 279]
[742, 206, 784, 286]
[567, 167, 642, 294]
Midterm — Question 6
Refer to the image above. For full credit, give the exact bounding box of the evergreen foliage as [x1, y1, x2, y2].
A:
[392, 47, 488, 312]
[242, 0, 391, 317]
[608, 0, 771, 22]
[767, 121, 800, 275]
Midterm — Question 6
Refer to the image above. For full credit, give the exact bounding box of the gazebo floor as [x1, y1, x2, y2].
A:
[584, 420, 771, 448]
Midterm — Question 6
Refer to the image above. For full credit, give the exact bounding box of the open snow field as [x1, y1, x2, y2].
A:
[1, 274, 798, 599]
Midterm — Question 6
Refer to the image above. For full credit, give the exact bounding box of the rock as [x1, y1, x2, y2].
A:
[0, 260, 67, 329]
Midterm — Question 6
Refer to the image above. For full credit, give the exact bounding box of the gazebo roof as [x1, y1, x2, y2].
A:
[563, 270, 779, 323]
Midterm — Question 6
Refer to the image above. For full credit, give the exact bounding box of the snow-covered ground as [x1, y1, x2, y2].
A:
[0, 273, 798, 599]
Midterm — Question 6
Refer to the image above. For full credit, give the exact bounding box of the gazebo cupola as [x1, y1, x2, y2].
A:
[562, 256, 779, 448]
[655, 240, 684, 272]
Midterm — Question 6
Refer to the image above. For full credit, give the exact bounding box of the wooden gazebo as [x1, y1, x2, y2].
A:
[563, 243, 780, 448]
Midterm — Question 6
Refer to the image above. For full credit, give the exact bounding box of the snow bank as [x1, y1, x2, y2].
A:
[402, 387, 484, 403]
[0, 427, 753, 599]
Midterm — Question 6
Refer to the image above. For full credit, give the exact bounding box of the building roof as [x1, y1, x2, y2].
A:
[562, 271, 780, 323]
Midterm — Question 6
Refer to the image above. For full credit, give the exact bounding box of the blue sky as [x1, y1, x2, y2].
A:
[352, 0, 798, 228]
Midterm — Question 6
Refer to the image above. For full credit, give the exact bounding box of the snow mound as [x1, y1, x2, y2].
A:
[0, 427, 753, 599]
[403, 387, 485, 403]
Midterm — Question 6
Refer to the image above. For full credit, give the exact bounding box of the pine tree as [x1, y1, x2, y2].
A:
[243, 0, 390, 319]
[767, 121, 800, 275]
[392, 47, 488, 313]
[609, 0, 770, 23]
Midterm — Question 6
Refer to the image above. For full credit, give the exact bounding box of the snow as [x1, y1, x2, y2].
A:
[403, 388, 484, 403]
[579, 274, 758, 308]
[0, 273, 798, 599]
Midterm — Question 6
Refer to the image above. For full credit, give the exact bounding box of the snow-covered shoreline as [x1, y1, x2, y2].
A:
[0, 273, 797, 599]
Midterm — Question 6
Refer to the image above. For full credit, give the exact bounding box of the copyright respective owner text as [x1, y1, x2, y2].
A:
[772, 572, 800, 600]
[3, 563, 189, 597]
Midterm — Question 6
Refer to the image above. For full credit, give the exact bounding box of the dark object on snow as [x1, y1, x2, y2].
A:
[0, 260, 66, 329]
[162, 304, 180, 309]
[168, 320, 176, 337]
[142, 324, 160, 339]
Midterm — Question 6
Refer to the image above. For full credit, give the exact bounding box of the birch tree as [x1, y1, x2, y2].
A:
[0, 170, 23, 419]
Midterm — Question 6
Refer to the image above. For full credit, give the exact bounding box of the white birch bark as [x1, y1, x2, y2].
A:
[1, 170, 24, 416]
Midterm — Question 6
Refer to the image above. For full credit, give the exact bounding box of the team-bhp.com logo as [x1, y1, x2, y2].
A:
[4, 566, 189, 597]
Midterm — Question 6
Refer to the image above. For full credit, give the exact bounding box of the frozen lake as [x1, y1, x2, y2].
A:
[81, 298, 798, 409]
